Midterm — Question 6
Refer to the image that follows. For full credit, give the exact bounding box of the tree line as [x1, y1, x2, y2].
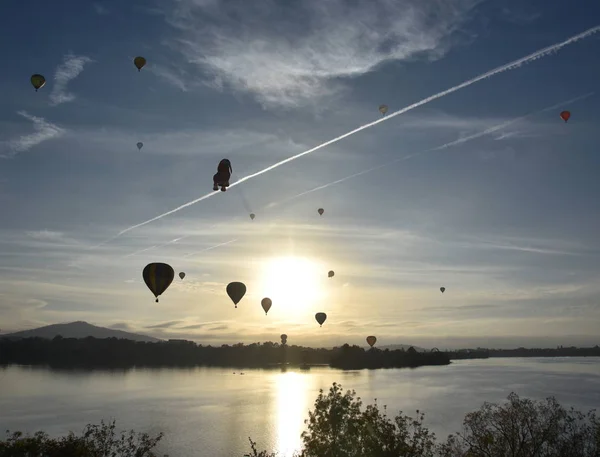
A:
[0, 336, 450, 370]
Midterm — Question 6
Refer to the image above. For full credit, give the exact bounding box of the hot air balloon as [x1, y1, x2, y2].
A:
[179, 272, 185, 280]
[440, 287, 446, 293]
[134, 56, 147, 71]
[328, 270, 334, 278]
[366, 336, 377, 348]
[30, 74, 46, 91]
[318, 208, 324, 216]
[379, 104, 388, 116]
[213, 158, 232, 192]
[315, 312, 327, 327]
[142, 263, 175, 302]
[261, 297, 272, 315]
[560, 111, 571, 123]
[137, 142, 143, 150]
[250, 213, 255, 220]
[226, 282, 246, 308]
[280, 334, 287, 345]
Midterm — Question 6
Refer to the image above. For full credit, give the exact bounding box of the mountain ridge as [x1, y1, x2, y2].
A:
[1, 321, 161, 343]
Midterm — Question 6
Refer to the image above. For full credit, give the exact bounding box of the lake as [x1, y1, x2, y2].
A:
[1, 357, 599, 456]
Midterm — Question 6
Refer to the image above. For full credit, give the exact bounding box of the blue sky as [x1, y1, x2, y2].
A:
[1, 0, 599, 349]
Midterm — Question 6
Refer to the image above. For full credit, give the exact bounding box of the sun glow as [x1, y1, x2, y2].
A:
[259, 256, 326, 316]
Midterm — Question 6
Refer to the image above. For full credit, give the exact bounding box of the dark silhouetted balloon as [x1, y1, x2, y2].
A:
[226, 282, 246, 308]
[261, 297, 272, 315]
[315, 312, 327, 327]
[31, 74, 46, 91]
[143, 263, 175, 302]
[560, 111, 571, 123]
[366, 336, 377, 347]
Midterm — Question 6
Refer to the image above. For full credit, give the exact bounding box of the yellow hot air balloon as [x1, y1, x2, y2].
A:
[134, 56, 147, 71]
[31, 74, 46, 91]
[366, 336, 377, 347]
[378, 104, 388, 116]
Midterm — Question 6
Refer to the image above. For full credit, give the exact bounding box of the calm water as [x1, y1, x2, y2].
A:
[1, 358, 599, 457]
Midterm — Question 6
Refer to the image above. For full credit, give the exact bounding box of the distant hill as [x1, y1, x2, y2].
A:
[1, 321, 161, 343]
[378, 344, 428, 352]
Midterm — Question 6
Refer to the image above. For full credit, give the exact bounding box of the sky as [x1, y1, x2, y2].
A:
[1, 0, 599, 350]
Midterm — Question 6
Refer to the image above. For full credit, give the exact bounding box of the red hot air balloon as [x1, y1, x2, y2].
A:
[560, 111, 571, 123]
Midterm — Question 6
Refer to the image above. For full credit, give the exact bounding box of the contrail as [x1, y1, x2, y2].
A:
[267, 92, 595, 206]
[98, 25, 600, 246]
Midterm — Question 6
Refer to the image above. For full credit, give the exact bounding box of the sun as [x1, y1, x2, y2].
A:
[259, 256, 325, 316]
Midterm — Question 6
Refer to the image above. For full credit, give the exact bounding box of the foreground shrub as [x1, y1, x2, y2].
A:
[247, 383, 600, 457]
[0, 419, 163, 457]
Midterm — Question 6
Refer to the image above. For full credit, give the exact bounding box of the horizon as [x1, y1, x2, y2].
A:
[1, 0, 600, 350]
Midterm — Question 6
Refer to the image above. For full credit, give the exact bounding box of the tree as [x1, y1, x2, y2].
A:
[438, 392, 599, 457]
[0, 419, 163, 457]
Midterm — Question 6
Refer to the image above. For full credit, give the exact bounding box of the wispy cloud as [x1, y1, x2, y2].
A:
[163, 0, 482, 108]
[0, 111, 65, 158]
[49, 54, 93, 106]
[147, 63, 190, 91]
[92, 3, 109, 15]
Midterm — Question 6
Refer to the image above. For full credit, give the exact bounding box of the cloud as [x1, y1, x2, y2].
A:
[0, 111, 65, 158]
[109, 323, 134, 331]
[49, 54, 93, 106]
[25, 230, 66, 242]
[93, 3, 109, 15]
[163, 0, 482, 107]
[145, 320, 184, 329]
[147, 63, 190, 91]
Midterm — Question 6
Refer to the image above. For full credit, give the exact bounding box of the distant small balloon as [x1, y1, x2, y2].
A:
[560, 111, 571, 123]
[315, 312, 327, 327]
[318, 208, 324, 216]
[250, 213, 255, 220]
[366, 336, 377, 347]
[226, 282, 246, 308]
[379, 104, 389, 116]
[134, 56, 147, 71]
[30, 74, 46, 91]
[261, 297, 272, 315]
[440, 287, 446, 294]
[179, 272, 185, 280]
[328, 270, 334, 278]
[137, 142, 143, 150]
[280, 334, 287, 345]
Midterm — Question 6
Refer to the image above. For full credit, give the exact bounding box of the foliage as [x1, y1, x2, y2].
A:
[247, 383, 600, 457]
[0, 419, 163, 457]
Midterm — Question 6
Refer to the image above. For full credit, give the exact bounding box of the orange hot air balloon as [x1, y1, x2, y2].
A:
[560, 111, 571, 123]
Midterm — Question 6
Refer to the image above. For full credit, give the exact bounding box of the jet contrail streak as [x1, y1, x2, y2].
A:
[98, 25, 600, 246]
[270, 92, 594, 205]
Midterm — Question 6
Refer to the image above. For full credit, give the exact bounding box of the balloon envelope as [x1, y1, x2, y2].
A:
[134, 56, 147, 71]
[318, 208, 324, 216]
[280, 334, 287, 344]
[560, 111, 571, 122]
[226, 282, 246, 308]
[315, 312, 327, 327]
[261, 297, 272, 315]
[31, 74, 46, 91]
[328, 270, 334, 278]
[179, 272, 185, 280]
[142, 263, 175, 302]
[250, 213, 255, 220]
[440, 287, 446, 293]
[366, 336, 377, 347]
[379, 104, 388, 115]
[137, 142, 143, 150]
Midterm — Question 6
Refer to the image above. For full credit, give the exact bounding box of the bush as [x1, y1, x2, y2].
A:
[0, 419, 163, 457]
[247, 383, 600, 457]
